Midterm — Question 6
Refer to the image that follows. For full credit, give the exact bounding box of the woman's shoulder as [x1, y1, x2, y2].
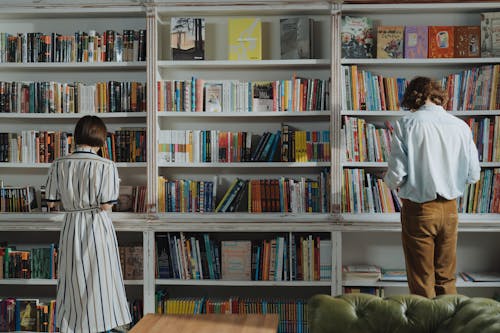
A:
[57, 152, 115, 166]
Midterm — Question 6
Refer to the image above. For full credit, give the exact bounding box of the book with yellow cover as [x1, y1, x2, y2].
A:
[228, 18, 262, 60]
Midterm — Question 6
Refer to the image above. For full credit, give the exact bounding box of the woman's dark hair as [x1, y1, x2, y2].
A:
[401, 76, 448, 111]
[74, 115, 107, 147]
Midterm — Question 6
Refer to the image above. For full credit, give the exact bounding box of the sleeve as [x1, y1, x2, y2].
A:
[99, 162, 120, 205]
[383, 120, 408, 190]
[45, 162, 60, 202]
[466, 130, 481, 184]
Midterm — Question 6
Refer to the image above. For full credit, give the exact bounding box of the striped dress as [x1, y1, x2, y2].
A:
[45, 147, 131, 333]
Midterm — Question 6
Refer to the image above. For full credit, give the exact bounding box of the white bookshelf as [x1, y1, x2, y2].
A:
[337, 1, 500, 298]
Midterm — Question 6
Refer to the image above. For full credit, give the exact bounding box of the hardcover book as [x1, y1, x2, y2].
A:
[221, 240, 251, 280]
[481, 12, 500, 57]
[376, 26, 404, 59]
[454, 26, 481, 58]
[280, 17, 314, 59]
[341, 16, 375, 58]
[228, 17, 262, 61]
[16, 299, 38, 331]
[404, 26, 428, 59]
[428, 26, 455, 58]
[171, 17, 205, 60]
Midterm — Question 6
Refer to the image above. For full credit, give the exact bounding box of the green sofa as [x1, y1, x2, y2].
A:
[308, 293, 500, 333]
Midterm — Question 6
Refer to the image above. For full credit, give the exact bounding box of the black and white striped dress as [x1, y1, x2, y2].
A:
[46, 147, 131, 333]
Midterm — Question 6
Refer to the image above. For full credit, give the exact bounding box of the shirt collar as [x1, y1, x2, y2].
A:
[75, 146, 97, 154]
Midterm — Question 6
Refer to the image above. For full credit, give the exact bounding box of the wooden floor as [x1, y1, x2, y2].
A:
[129, 313, 279, 333]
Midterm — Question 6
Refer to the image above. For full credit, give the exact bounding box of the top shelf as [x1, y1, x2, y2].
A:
[341, 2, 500, 14]
[341, 58, 500, 66]
[157, 59, 331, 69]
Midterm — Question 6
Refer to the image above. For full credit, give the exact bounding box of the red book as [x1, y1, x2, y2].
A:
[428, 26, 455, 58]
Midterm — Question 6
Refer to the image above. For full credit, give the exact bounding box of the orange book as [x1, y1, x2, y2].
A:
[428, 26, 455, 58]
[454, 26, 481, 58]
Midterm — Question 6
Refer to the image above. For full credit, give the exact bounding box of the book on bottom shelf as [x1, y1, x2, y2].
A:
[461, 271, 500, 282]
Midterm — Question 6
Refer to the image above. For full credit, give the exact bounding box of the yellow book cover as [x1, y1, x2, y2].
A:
[228, 17, 262, 60]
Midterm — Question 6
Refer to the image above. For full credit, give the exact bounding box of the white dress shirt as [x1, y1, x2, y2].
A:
[384, 102, 481, 203]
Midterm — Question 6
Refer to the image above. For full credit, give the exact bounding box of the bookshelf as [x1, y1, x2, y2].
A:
[1, 1, 500, 331]
[337, 2, 500, 297]
[0, 2, 150, 329]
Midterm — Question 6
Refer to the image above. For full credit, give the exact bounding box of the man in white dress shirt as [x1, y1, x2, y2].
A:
[384, 76, 480, 298]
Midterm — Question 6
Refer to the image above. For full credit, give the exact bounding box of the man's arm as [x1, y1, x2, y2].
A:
[384, 120, 408, 190]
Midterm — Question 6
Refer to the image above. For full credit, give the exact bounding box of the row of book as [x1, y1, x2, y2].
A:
[0, 245, 58, 279]
[158, 178, 216, 213]
[156, 233, 332, 282]
[155, 290, 309, 333]
[0, 298, 56, 332]
[118, 246, 143, 280]
[0, 298, 143, 332]
[0, 81, 147, 114]
[342, 64, 500, 112]
[0, 128, 146, 163]
[341, 15, 498, 59]
[468, 116, 500, 162]
[113, 185, 148, 213]
[343, 169, 401, 214]
[458, 168, 500, 214]
[341, 65, 407, 111]
[342, 116, 393, 163]
[171, 16, 315, 61]
[157, 77, 330, 113]
[0, 186, 37, 213]
[158, 127, 330, 164]
[0, 29, 147, 63]
[343, 115, 500, 163]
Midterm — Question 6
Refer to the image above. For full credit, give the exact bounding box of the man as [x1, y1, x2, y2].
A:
[384, 76, 480, 298]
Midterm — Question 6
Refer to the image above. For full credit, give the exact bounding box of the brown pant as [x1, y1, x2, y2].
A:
[401, 196, 458, 298]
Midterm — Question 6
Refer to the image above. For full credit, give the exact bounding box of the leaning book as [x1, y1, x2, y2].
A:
[228, 17, 262, 60]
[171, 17, 205, 60]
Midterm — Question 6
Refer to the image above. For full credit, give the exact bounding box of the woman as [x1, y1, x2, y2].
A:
[46, 115, 131, 333]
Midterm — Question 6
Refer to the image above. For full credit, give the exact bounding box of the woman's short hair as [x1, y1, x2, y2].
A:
[74, 115, 107, 147]
[401, 76, 448, 111]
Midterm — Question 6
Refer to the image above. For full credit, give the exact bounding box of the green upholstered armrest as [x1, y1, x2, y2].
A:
[308, 294, 500, 333]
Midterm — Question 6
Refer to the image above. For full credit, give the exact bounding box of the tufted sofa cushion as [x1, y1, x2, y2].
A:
[308, 293, 500, 333]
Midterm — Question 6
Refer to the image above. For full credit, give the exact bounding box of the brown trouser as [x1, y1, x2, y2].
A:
[401, 196, 458, 298]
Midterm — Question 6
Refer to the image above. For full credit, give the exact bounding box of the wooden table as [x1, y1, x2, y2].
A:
[129, 313, 279, 333]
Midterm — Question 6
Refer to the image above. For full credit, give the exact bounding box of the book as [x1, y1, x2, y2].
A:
[16, 299, 38, 331]
[228, 18, 262, 61]
[117, 185, 135, 212]
[404, 26, 428, 59]
[171, 17, 205, 60]
[454, 26, 481, 58]
[341, 16, 375, 58]
[428, 26, 455, 58]
[380, 269, 407, 282]
[462, 271, 500, 282]
[481, 12, 500, 57]
[280, 17, 314, 59]
[204, 82, 223, 112]
[376, 26, 404, 59]
[221, 240, 251, 280]
[252, 81, 274, 112]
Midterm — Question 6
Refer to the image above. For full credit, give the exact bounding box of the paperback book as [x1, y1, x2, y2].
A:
[171, 17, 205, 60]
[228, 17, 262, 60]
